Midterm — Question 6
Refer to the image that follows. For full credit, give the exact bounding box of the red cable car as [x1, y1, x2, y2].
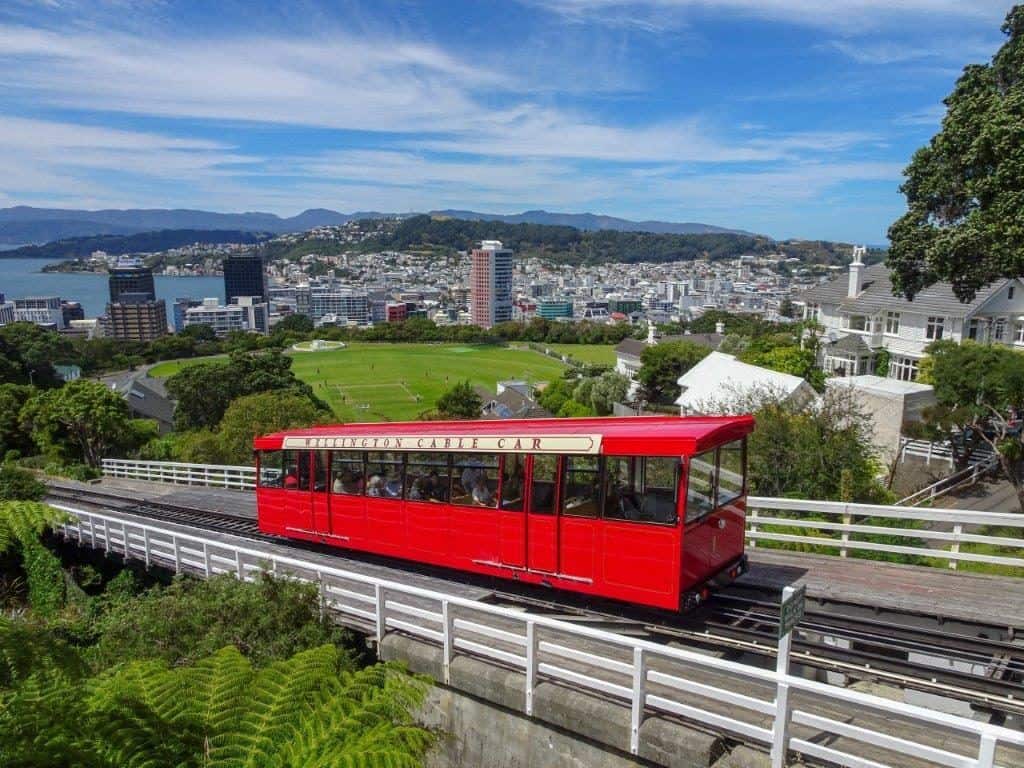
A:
[254, 415, 753, 611]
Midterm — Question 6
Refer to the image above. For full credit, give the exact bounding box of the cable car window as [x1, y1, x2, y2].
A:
[563, 455, 601, 517]
[405, 452, 450, 502]
[451, 453, 499, 507]
[365, 452, 404, 498]
[282, 450, 310, 491]
[603, 456, 680, 524]
[313, 450, 330, 492]
[500, 454, 526, 511]
[530, 455, 558, 514]
[331, 451, 365, 495]
[258, 450, 283, 488]
[717, 439, 746, 506]
[686, 450, 716, 522]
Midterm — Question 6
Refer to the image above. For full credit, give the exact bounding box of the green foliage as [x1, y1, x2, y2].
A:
[272, 313, 315, 335]
[166, 349, 323, 431]
[0, 323, 67, 388]
[20, 380, 149, 468]
[740, 344, 824, 391]
[90, 573, 351, 669]
[0, 638, 432, 768]
[0, 466, 45, 502]
[216, 390, 330, 465]
[0, 384, 35, 460]
[638, 340, 711, 403]
[0, 502, 69, 616]
[887, 7, 1024, 300]
[435, 380, 483, 419]
[874, 348, 890, 378]
[537, 377, 575, 414]
[738, 393, 889, 503]
[366, 214, 866, 267]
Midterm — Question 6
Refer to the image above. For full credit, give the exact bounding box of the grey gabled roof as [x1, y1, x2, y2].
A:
[615, 333, 723, 360]
[827, 333, 873, 355]
[799, 263, 1007, 317]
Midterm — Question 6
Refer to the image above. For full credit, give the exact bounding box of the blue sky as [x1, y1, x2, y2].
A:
[0, 0, 1013, 242]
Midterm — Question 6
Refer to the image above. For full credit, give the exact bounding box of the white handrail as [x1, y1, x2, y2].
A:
[53, 504, 1024, 768]
[99, 460, 1024, 572]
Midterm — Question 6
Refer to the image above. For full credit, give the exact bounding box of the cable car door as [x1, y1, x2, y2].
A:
[498, 454, 527, 568]
[283, 450, 314, 535]
[526, 455, 559, 573]
[311, 450, 331, 535]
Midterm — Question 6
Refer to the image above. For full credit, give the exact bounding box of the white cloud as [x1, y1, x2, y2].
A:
[525, 0, 1008, 31]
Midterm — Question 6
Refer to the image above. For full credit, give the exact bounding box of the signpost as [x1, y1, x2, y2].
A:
[771, 584, 805, 768]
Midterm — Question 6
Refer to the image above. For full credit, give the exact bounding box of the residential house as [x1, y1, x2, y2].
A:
[798, 247, 1024, 382]
[614, 322, 724, 397]
[675, 351, 817, 414]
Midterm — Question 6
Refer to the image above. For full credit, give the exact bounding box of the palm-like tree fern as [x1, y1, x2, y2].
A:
[0, 502, 69, 615]
[0, 629, 433, 768]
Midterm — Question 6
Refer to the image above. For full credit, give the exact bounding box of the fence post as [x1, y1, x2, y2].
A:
[442, 601, 454, 686]
[840, 508, 851, 558]
[748, 507, 758, 548]
[525, 620, 538, 716]
[770, 586, 799, 768]
[375, 583, 385, 644]
[976, 734, 997, 768]
[102, 519, 110, 555]
[143, 528, 150, 569]
[949, 523, 963, 570]
[318, 573, 326, 621]
[173, 537, 181, 575]
[630, 647, 646, 755]
[203, 542, 211, 577]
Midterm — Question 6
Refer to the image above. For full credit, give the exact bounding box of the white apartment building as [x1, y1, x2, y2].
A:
[184, 298, 247, 337]
[799, 248, 1024, 382]
[308, 288, 369, 325]
[12, 296, 65, 329]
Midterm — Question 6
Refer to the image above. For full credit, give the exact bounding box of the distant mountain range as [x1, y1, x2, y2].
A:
[0, 205, 756, 246]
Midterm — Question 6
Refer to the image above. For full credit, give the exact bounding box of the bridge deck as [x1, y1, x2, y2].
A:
[62, 476, 1024, 628]
[741, 549, 1024, 630]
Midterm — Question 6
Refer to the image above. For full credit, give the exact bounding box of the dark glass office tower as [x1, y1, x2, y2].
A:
[109, 263, 156, 303]
[223, 255, 266, 303]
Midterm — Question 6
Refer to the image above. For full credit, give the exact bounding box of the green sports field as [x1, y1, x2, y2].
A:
[150, 343, 568, 422]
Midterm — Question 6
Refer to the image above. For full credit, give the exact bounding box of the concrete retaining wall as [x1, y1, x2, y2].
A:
[380, 634, 770, 768]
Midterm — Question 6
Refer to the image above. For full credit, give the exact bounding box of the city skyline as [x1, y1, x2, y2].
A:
[0, 0, 1012, 243]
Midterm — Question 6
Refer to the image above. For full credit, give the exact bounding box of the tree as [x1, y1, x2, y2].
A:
[20, 381, 152, 468]
[915, 340, 1024, 511]
[588, 371, 630, 415]
[0, 324, 66, 388]
[166, 350, 322, 431]
[272, 313, 315, 335]
[216, 391, 330, 465]
[888, 7, 1024, 301]
[637, 341, 711, 404]
[741, 345, 825, 391]
[0, 385, 35, 461]
[435, 380, 482, 420]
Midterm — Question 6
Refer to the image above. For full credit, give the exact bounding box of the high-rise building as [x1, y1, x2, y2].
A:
[13, 296, 65, 329]
[106, 300, 168, 342]
[223, 255, 266, 304]
[185, 298, 247, 337]
[106, 258, 166, 341]
[470, 240, 513, 329]
[109, 260, 156, 303]
[308, 288, 369, 325]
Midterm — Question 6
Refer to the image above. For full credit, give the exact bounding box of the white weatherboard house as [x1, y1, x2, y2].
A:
[799, 247, 1024, 382]
[675, 351, 817, 414]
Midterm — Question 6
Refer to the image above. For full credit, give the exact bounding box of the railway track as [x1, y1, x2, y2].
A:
[47, 482, 1024, 719]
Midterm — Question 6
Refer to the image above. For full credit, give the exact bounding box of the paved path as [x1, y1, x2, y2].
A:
[935, 478, 1022, 513]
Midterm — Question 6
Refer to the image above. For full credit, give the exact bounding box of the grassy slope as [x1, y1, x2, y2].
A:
[150, 343, 567, 422]
[541, 344, 618, 366]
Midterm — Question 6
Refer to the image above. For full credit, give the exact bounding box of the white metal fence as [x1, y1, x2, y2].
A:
[52, 504, 1024, 768]
[100, 460, 1024, 573]
[102, 459, 256, 490]
[747, 497, 1024, 571]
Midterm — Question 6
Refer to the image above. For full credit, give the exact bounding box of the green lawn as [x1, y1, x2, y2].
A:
[529, 344, 618, 367]
[151, 343, 568, 422]
[147, 355, 226, 377]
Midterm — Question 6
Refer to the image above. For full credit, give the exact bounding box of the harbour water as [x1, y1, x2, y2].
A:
[0, 258, 224, 318]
